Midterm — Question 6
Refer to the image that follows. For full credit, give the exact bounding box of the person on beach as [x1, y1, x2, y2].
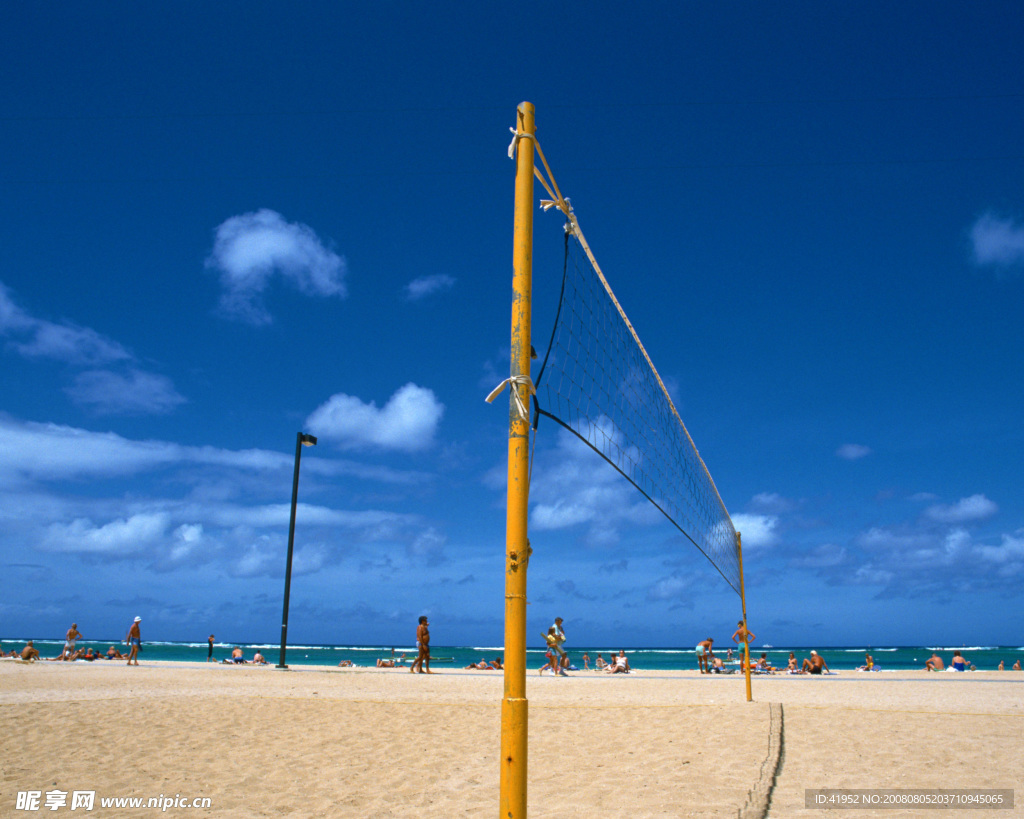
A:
[801, 650, 829, 675]
[253, 651, 267, 664]
[582, 652, 590, 670]
[696, 638, 714, 674]
[998, 660, 1004, 670]
[551, 617, 567, 664]
[925, 652, 944, 671]
[858, 653, 874, 671]
[125, 616, 141, 666]
[106, 646, 123, 660]
[731, 620, 755, 649]
[787, 652, 800, 673]
[20, 641, 41, 661]
[950, 650, 967, 671]
[61, 622, 83, 661]
[489, 657, 503, 670]
[595, 653, 607, 670]
[1014, 659, 1022, 671]
[208, 635, 215, 663]
[540, 628, 565, 675]
[605, 650, 630, 674]
[410, 616, 431, 674]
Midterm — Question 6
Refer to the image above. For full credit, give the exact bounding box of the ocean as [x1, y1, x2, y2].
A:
[4, 639, 1022, 672]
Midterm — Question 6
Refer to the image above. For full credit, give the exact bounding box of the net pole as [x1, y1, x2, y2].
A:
[500, 100, 535, 819]
[737, 531, 753, 702]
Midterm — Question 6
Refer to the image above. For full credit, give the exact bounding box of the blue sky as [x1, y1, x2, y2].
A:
[3, 3, 1023, 649]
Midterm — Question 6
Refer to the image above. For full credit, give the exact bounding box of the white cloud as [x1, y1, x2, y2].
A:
[836, 443, 871, 460]
[0, 416, 432, 490]
[730, 513, 779, 548]
[647, 571, 693, 601]
[407, 527, 447, 566]
[66, 369, 187, 415]
[974, 529, 1024, 565]
[306, 383, 444, 452]
[404, 274, 455, 301]
[1, 281, 131, 365]
[527, 426, 660, 545]
[206, 209, 347, 324]
[41, 512, 170, 555]
[970, 213, 1024, 268]
[790, 543, 848, 569]
[924, 494, 998, 524]
[749, 492, 795, 514]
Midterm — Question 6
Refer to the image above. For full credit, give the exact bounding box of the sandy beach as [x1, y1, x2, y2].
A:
[1, 662, 1021, 818]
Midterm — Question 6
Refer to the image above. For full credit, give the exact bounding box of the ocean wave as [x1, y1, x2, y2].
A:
[926, 646, 997, 652]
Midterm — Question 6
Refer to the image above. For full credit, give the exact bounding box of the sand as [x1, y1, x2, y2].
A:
[1, 662, 1022, 818]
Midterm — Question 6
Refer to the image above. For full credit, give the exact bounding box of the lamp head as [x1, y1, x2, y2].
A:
[299, 433, 317, 447]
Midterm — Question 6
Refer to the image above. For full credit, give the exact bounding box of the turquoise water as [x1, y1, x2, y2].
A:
[4, 639, 1023, 672]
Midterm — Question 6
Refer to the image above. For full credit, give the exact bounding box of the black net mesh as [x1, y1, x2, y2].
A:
[535, 230, 740, 593]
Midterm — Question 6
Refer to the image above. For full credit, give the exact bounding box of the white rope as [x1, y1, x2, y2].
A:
[507, 127, 535, 160]
[485, 374, 535, 422]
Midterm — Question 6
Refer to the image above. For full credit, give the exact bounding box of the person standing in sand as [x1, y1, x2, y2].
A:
[125, 616, 141, 666]
[410, 615, 431, 674]
[62, 623, 83, 661]
[731, 620, 755, 648]
[696, 637, 714, 674]
[208, 635, 215, 663]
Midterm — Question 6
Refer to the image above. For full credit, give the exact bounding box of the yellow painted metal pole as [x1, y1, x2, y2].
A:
[737, 531, 753, 702]
[500, 100, 535, 819]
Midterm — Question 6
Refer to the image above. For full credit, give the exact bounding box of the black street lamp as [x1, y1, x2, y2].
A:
[277, 431, 317, 669]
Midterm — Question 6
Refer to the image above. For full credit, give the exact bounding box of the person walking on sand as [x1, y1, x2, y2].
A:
[410, 616, 431, 674]
[207, 634, 215, 663]
[61, 622, 83, 661]
[125, 616, 141, 666]
[551, 617, 567, 664]
[696, 637, 714, 674]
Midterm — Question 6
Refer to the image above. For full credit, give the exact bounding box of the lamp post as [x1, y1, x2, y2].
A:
[277, 431, 317, 669]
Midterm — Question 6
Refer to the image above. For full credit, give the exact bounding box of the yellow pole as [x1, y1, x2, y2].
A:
[737, 531, 753, 702]
[500, 100, 535, 819]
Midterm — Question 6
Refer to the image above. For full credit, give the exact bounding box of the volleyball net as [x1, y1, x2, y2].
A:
[516, 130, 741, 595]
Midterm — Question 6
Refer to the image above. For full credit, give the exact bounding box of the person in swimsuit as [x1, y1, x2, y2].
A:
[801, 650, 829, 675]
[62, 623, 83, 662]
[410, 616, 430, 674]
[925, 652, 944, 671]
[21, 641, 41, 661]
[696, 638, 714, 674]
[126, 616, 141, 666]
[951, 650, 967, 671]
[208, 635, 215, 663]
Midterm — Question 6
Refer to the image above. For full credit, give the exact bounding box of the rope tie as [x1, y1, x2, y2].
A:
[485, 374, 535, 422]
[507, 127, 535, 159]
